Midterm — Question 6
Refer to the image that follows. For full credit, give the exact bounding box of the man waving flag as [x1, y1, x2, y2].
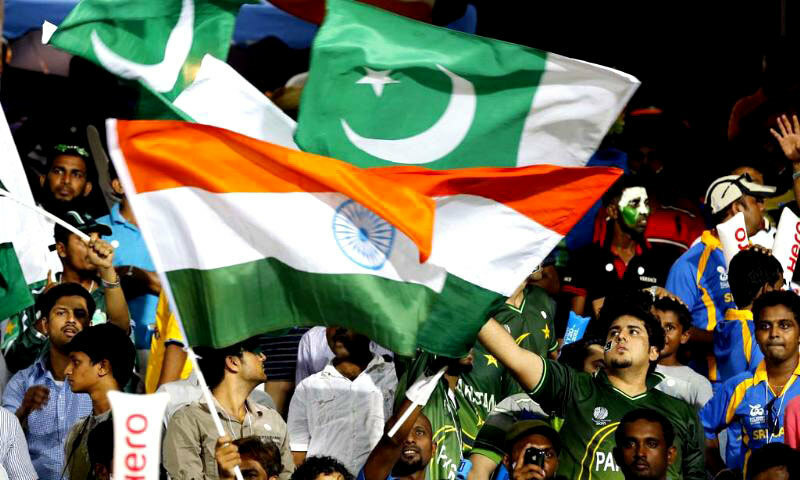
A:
[108, 120, 621, 356]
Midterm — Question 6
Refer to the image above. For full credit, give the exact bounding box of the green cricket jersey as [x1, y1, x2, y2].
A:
[529, 358, 705, 480]
[471, 393, 547, 464]
[396, 353, 463, 480]
[456, 285, 557, 450]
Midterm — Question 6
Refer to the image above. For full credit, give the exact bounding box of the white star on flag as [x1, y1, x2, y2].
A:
[355, 67, 399, 97]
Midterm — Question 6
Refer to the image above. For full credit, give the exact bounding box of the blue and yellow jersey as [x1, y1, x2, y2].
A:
[700, 360, 800, 475]
[666, 231, 736, 381]
[714, 309, 763, 384]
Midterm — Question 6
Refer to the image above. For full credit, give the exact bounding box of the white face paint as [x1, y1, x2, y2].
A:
[618, 186, 650, 230]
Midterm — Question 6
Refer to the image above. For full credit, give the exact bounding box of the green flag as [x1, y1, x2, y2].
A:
[296, 0, 638, 169]
[48, 0, 253, 119]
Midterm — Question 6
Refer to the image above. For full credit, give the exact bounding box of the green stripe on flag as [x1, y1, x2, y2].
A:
[0, 242, 34, 320]
[167, 257, 499, 357]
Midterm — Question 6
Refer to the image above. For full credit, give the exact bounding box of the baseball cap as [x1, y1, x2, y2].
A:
[35, 282, 96, 321]
[504, 419, 561, 455]
[53, 210, 112, 243]
[705, 173, 776, 214]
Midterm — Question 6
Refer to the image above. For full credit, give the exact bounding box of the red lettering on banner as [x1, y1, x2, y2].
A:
[789, 223, 800, 274]
[735, 228, 748, 250]
[126, 453, 146, 471]
[127, 414, 147, 434]
[124, 477, 144, 480]
[790, 256, 797, 274]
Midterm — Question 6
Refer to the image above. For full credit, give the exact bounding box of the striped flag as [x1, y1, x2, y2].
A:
[108, 120, 620, 356]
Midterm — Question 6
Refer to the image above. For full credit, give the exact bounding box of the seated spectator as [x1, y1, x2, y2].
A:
[784, 394, 800, 449]
[162, 339, 294, 480]
[502, 419, 562, 480]
[563, 177, 671, 317]
[1, 283, 93, 479]
[477, 295, 705, 479]
[293, 456, 353, 480]
[666, 173, 774, 382]
[96, 162, 161, 367]
[295, 326, 392, 385]
[5, 210, 130, 373]
[216, 436, 284, 480]
[63, 323, 136, 480]
[0, 406, 37, 479]
[360, 400, 436, 480]
[37, 143, 94, 213]
[652, 297, 713, 411]
[701, 291, 800, 478]
[467, 395, 547, 480]
[288, 327, 397, 475]
[87, 417, 113, 480]
[458, 279, 557, 451]
[612, 409, 676, 480]
[746, 443, 800, 480]
[716, 248, 783, 384]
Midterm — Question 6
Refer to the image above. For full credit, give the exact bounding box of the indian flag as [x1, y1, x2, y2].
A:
[108, 119, 620, 356]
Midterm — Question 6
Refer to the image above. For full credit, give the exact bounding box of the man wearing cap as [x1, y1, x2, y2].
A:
[1, 283, 94, 479]
[4, 210, 131, 372]
[163, 339, 294, 480]
[665, 172, 775, 383]
[38, 143, 95, 213]
[502, 419, 561, 480]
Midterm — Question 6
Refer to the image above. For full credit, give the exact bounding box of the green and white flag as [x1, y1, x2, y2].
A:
[47, 0, 254, 120]
[295, 0, 639, 169]
[0, 110, 60, 326]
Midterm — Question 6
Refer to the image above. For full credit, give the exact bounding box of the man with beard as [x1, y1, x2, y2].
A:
[391, 353, 474, 480]
[476, 297, 705, 479]
[563, 177, 670, 318]
[1, 283, 94, 479]
[701, 290, 800, 479]
[163, 338, 295, 480]
[612, 409, 676, 480]
[38, 143, 94, 213]
[288, 327, 397, 475]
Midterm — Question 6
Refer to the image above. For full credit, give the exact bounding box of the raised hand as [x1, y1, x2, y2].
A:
[770, 114, 800, 164]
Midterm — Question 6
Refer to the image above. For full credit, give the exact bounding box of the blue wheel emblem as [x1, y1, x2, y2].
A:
[333, 200, 396, 270]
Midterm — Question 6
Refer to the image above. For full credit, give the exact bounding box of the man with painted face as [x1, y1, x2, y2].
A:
[666, 173, 775, 383]
[563, 177, 671, 318]
[475, 294, 705, 479]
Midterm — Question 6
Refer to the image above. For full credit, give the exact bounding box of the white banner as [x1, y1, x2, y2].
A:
[772, 208, 800, 284]
[717, 212, 749, 267]
[109, 391, 170, 480]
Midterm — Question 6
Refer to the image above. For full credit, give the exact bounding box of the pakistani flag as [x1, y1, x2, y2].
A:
[47, 0, 254, 120]
[296, 0, 639, 169]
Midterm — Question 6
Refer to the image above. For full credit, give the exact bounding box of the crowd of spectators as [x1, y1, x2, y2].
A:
[3, 21, 800, 480]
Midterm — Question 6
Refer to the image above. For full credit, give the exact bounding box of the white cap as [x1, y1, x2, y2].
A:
[705, 174, 776, 214]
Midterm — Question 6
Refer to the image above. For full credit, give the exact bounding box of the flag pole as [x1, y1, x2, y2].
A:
[0, 187, 119, 248]
[104, 119, 245, 480]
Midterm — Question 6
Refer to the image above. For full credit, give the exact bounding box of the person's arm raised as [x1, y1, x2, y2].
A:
[478, 319, 543, 391]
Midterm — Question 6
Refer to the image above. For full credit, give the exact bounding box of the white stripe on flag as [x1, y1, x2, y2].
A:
[516, 52, 639, 168]
[135, 187, 447, 291]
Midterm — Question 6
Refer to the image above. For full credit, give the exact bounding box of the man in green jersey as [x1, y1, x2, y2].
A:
[477, 298, 705, 479]
[396, 353, 473, 480]
[457, 282, 557, 452]
[612, 409, 676, 480]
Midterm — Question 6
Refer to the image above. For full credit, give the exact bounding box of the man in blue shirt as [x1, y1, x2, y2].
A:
[701, 290, 800, 478]
[96, 164, 161, 363]
[1, 283, 93, 479]
[666, 173, 774, 383]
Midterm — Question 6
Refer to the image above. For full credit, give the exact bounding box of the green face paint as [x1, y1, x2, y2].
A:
[621, 205, 640, 228]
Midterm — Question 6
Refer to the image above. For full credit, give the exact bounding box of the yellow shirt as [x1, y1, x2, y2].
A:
[144, 292, 192, 393]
